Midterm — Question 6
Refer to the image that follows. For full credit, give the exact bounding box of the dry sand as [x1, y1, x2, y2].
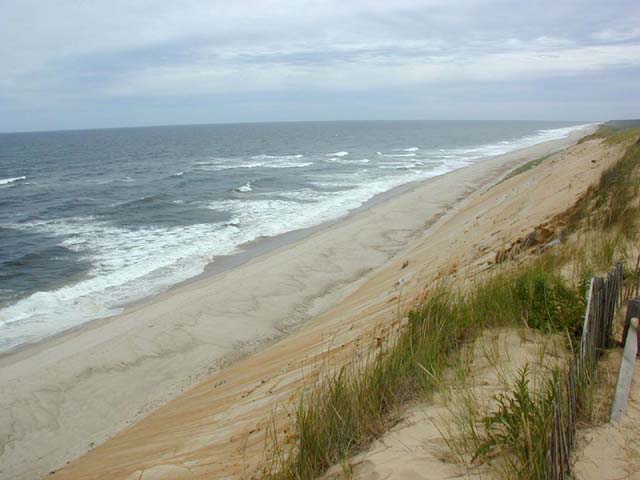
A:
[573, 347, 640, 479]
[322, 328, 567, 480]
[0, 126, 618, 480]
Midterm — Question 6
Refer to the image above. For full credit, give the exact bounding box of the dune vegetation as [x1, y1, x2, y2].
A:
[265, 122, 640, 480]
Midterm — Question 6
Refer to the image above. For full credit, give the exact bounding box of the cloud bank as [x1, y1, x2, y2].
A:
[1, 0, 639, 131]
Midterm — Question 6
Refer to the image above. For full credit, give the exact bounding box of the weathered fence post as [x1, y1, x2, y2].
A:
[610, 316, 639, 423]
[579, 279, 596, 371]
[621, 297, 640, 350]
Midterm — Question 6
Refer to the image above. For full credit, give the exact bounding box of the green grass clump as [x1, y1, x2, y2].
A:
[474, 366, 559, 480]
[515, 269, 584, 334]
[267, 267, 583, 480]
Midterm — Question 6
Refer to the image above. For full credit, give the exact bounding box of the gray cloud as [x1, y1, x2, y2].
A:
[1, 0, 639, 131]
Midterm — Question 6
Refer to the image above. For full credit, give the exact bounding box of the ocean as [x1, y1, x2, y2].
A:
[0, 120, 591, 352]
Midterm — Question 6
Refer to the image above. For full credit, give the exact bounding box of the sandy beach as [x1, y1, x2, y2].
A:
[0, 127, 602, 480]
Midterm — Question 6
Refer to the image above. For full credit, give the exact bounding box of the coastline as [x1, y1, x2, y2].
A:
[0, 127, 594, 480]
[0, 161, 442, 363]
[0, 124, 593, 361]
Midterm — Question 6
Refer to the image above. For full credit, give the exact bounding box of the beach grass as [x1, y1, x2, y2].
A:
[265, 264, 585, 479]
[265, 124, 640, 480]
[499, 153, 552, 183]
[569, 130, 640, 238]
[473, 365, 560, 480]
[577, 120, 640, 146]
[432, 127, 640, 479]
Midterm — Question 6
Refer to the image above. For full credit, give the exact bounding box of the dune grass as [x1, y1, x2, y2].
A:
[473, 365, 561, 480]
[570, 126, 640, 238]
[266, 265, 584, 479]
[265, 124, 640, 480]
[499, 153, 551, 184]
[577, 121, 640, 146]
[445, 128, 640, 479]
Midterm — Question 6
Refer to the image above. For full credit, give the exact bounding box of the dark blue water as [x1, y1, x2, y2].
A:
[0, 120, 591, 351]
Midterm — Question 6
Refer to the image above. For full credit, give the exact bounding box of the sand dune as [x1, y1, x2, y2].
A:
[322, 329, 567, 480]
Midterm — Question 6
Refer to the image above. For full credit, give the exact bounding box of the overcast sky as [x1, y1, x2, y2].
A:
[1, 0, 639, 132]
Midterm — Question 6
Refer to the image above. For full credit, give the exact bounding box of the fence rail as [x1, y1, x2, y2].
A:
[546, 262, 624, 479]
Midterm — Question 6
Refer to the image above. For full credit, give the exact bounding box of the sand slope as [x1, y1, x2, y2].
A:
[0, 129, 617, 480]
[322, 329, 566, 480]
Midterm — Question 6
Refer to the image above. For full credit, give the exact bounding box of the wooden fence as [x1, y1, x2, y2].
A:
[545, 262, 624, 479]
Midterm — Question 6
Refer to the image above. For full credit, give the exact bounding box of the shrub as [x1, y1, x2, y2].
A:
[515, 269, 584, 334]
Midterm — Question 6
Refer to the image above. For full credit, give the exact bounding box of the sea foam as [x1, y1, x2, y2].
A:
[235, 182, 253, 193]
[0, 176, 26, 185]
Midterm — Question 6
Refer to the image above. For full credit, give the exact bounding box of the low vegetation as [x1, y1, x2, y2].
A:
[265, 122, 640, 480]
[499, 153, 551, 183]
[577, 120, 640, 146]
[266, 264, 586, 479]
[570, 133, 640, 238]
[473, 366, 560, 479]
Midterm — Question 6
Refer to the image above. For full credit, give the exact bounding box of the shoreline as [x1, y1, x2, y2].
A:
[0, 124, 594, 362]
[0, 168, 446, 363]
[0, 126, 595, 480]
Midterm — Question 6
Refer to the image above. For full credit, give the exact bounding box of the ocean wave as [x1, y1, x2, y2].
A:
[327, 151, 349, 157]
[283, 189, 326, 202]
[378, 163, 419, 170]
[326, 157, 369, 165]
[380, 153, 417, 157]
[0, 217, 235, 337]
[198, 160, 312, 171]
[398, 147, 419, 152]
[422, 123, 594, 161]
[266, 162, 313, 169]
[171, 171, 184, 177]
[205, 170, 445, 244]
[6, 170, 429, 340]
[193, 158, 236, 166]
[197, 162, 266, 171]
[251, 154, 304, 160]
[307, 181, 359, 192]
[235, 181, 253, 193]
[0, 176, 26, 186]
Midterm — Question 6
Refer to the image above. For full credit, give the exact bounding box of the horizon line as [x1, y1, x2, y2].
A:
[1, 117, 610, 135]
